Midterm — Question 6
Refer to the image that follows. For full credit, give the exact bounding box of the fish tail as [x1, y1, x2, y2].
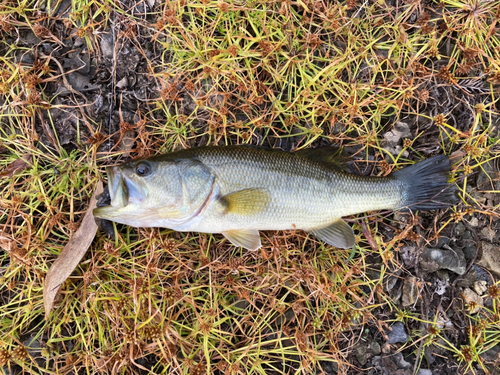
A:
[394, 155, 458, 211]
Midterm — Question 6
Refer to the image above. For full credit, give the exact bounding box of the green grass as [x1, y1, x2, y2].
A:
[1, 0, 500, 374]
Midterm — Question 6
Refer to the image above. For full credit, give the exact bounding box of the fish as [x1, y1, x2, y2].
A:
[93, 146, 458, 250]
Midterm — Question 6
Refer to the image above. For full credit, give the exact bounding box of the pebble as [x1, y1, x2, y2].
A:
[356, 344, 368, 366]
[373, 352, 412, 373]
[467, 217, 479, 227]
[456, 268, 478, 288]
[100, 33, 114, 58]
[428, 237, 451, 248]
[382, 121, 411, 156]
[433, 277, 448, 295]
[476, 160, 500, 191]
[463, 245, 477, 261]
[454, 222, 466, 236]
[473, 280, 488, 296]
[480, 227, 496, 242]
[481, 344, 500, 362]
[386, 322, 409, 344]
[477, 242, 500, 276]
[402, 276, 419, 307]
[463, 288, 483, 314]
[371, 341, 381, 355]
[420, 247, 467, 275]
[400, 246, 417, 268]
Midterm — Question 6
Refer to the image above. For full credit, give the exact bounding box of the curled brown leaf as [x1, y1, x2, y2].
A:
[43, 181, 104, 319]
[0, 154, 32, 178]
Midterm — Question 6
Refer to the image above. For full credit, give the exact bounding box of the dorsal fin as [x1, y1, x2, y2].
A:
[294, 146, 348, 170]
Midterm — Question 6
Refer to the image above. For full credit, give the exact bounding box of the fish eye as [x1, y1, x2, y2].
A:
[135, 162, 151, 177]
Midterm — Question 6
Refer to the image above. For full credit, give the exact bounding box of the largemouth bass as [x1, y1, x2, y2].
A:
[93, 146, 457, 250]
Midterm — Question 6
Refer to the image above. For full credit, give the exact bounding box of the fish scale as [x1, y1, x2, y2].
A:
[186, 147, 401, 231]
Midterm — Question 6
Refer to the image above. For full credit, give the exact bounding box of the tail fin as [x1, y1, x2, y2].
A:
[394, 155, 458, 211]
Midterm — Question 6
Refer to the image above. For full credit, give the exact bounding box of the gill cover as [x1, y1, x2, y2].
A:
[165, 159, 215, 221]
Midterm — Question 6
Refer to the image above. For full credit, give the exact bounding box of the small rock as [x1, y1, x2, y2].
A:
[433, 277, 448, 295]
[462, 230, 474, 241]
[467, 217, 479, 227]
[435, 314, 453, 330]
[392, 352, 412, 369]
[331, 121, 345, 134]
[420, 247, 467, 275]
[462, 288, 483, 314]
[116, 76, 128, 89]
[373, 352, 412, 375]
[383, 122, 412, 156]
[424, 346, 435, 365]
[100, 33, 114, 58]
[356, 344, 368, 366]
[66, 72, 96, 92]
[400, 246, 417, 268]
[371, 341, 381, 355]
[402, 276, 419, 307]
[385, 274, 399, 292]
[386, 322, 409, 344]
[391, 286, 403, 304]
[429, 237, 451, 248]
[480, 344, 500, 362]
[417, 370, 433, 375]
[390, 122, 412, 140]
[480, 227, 496, 242]
[476, 160, 500, 191]
[463, 245, 477, 261]
[73, 37, 85, 48]
[472, 195, 489, 211]
[473, 264, 495, 283]
[319, 360, 338, 374]
[477, 242, 500, 276]
[419, 254, 441, 273]
[473, 280, 488, 296]
[454, 222, 466, 236]
[456, 269, 478, 288]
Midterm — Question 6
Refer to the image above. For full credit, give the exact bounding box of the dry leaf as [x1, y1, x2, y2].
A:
[0, 154, 32, 178]
[44, 180, 104, 319]
[0, 236, 15, 251]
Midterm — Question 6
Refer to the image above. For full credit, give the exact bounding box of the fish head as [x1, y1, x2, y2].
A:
[93, 157, 214, 227]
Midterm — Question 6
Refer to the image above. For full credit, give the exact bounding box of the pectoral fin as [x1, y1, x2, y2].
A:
[222, 229, 262, 251]
[219, 188, 270, 216]
[309, 220, 355, 249]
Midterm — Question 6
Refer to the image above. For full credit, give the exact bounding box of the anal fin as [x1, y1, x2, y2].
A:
[222, 229, 262, 251]
[309, 220, 355, 249]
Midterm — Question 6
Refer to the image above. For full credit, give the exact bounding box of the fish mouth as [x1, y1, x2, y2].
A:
[93, 166, 147, 219]
[107, 166, 128, 209]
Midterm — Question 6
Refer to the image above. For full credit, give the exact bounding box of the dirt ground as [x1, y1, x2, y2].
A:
[1, 0, 500, 374]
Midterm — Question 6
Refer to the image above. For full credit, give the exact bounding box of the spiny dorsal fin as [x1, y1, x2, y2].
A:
[219, 188, 270, 216]
[309, 219, 355, 249]
[222, 229, 262, 251]
[294, 146, 348, 170]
